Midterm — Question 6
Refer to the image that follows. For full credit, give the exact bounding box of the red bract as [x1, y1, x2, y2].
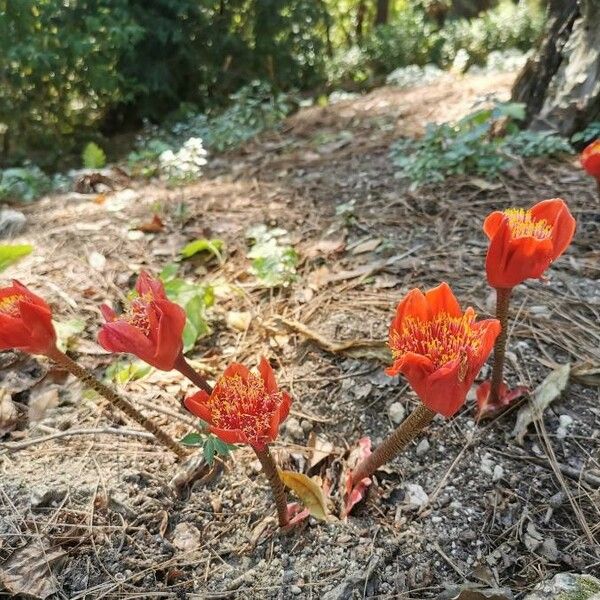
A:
[98, 271, 186, 370]
[581, 139, 600, 179]
[386, 282, 500, 418]
[0, 281, 57, 355]
[184, 358, 291, 449]
[483, 199, 576, 289]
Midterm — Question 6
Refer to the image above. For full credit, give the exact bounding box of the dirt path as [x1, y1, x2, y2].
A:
[1, 72, 599, 599]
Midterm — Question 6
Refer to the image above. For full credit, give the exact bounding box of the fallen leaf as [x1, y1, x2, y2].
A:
[467, 177, 503, 191]
[287, 502, 311, 526]
[28, 387, 60, 423]
[0, 389, 19, 435]
[305, 239, 345, 259]
[307, 266, 330, 290]
[475, 381, 529, 420]
[135, 214, 164, 233]
[226, 311, 252, 332]
[278, 469, 330, 521]
[307, 432, 335, 469]
[93, 193, 106, 204]
[437, 586, 512, 600]
[511, 363, 571, 444]
[0, 537, 65, 599]
[343, 436, 372, 517]
[351, 238, 382, 255]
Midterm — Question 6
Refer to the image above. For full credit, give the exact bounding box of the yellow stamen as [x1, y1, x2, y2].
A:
[504, 208, 552, 240]
[0, 295, 22, 316]
[390, 311, 480, 370]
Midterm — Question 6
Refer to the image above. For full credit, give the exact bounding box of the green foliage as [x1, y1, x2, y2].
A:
[391, 102, 574, 188]
[246, 225, 298, 288]
[571, 122, 600, 146]
[159, 264, 214, 352]
[105, 359, 152, 384]
[82, 142, 107, 169]
[0, 166, 52, 203]
[180, 432, 236, 466]
[0, 244, 33, 272]
[181, 239, 224, 262]
[126, 139, 171, 178]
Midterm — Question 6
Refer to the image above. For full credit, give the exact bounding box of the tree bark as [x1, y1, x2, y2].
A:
[512, 0, 600, 136]
[375, 0, 389, 26]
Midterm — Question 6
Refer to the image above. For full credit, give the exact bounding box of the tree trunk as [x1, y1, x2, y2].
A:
[375, 0, 389, 26]
[356, 0, 366, 44]
[512, 0, 600, 136]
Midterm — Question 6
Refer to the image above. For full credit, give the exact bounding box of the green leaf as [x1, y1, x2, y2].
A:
[203, 436, 216, 465]
[54, 318, 86, 352]
[181, 238, 224, 261]
[180, 432, 204, 446]
[0, 244, 33, 272]
[82, 142, 106, 169]
[105, 360, 152, 384]
[159, 262, 179, 282]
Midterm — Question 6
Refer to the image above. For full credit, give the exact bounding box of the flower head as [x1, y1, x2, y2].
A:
[386, 282, 500, 417]
[484, 198, 576, 289]
[184, 358, 291, 449]
[0, 281, 56, 355]
[98, 271, 186, 370]
[581, 139, 600, 179]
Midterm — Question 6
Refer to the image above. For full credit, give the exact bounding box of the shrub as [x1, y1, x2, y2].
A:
[390, 102, 574, 188]
[82, 143, 107, 169]
[0, 166, 52, 203]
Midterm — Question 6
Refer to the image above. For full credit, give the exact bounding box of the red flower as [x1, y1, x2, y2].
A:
[483, 199, 576, 289]
[184, 358, 291, 449]
[581, 139, 600, 179]
[98, 271, 186, 370]
[0, 281, 57, 355]
[386, 282, 500, 418]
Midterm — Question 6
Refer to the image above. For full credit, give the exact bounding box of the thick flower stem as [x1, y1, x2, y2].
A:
[489, 287, 512, 405]
[174, 354, 213, 394]
[253, 445, 289, 528]
[46, 347, 188, 459]
[351, 403, 436, 486]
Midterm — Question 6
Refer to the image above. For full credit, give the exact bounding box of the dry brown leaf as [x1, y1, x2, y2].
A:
[351, 238, 381, 255]
[512, 363, 571, 444]
[305, 239, 345, 259]
[278, 469, 330, 522]
[28, 387, 60, 423]
[0, 537, 65, 599]
[135, 214, 165, 233]
[0, 389, 19, 435]
[307, 266, 330, 290]
[307, 432, 335, 469]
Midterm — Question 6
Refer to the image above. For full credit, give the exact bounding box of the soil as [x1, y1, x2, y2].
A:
[1, 71, 599, 600]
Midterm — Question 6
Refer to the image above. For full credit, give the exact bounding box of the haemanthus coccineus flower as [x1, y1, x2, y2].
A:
[184, 358, 291, 449]
[483, 199, 575, 289]
[581, 139, 600, 180]
[0, 281, 57, 354]
[386, 282, 500, 418]
[98, 271, 186, 370]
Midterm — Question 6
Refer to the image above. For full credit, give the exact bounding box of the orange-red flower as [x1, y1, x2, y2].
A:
[0, 281, 57, 355]
[98, 271, 186, 370]
[581, 139, 600, 179]
[184, 358, 291, 449]
[386, 283, 500, 418]
[483, 199, 576, 289]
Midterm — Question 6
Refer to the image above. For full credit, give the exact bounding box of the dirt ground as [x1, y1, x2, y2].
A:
[1, 71, 599, 600]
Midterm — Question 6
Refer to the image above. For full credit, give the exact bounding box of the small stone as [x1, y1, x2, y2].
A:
[172, 522, 202, 552]
[549, 491, 566, 509]
[388, 402, 406, 425]
[404, 483, 428, 509]
[416, 438, 430, 456]
[556, 414, 574, 440]
[0, 209, 27, 239]
[291, 585, 302, 595]
[492, 465, 504, 482]
[285, 417, 304, 441]
[300, 419, 313, 433]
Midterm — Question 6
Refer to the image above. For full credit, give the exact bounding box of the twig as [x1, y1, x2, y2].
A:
[2, 427, 155, 453]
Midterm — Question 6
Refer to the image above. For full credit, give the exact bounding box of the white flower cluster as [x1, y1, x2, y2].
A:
[159, 137, 208, 180]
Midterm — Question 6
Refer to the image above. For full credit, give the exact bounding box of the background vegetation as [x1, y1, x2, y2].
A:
[1, 0, 545, 172]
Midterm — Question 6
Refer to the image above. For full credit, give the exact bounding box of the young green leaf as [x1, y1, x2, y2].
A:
[0, 244, 33, 272]
[181, 238, 224, 261]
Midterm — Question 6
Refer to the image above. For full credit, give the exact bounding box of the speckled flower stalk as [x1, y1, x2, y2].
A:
[254, 445, 290, 527]
[488, 287, 511, 405]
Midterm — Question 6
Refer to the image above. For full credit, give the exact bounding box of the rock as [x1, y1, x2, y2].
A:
[523, 573, 600, 600]
[556, 414, 574, 439]
[404, 483, 428, 509]
[172, 522, 202, 552]
[0, 209, 26, 239]
[285, 417, 304, 441]
[492, 465, 504, 482]
[416, 438, 430, 456]
[388, 402, 406, 425]
[291, 585, 302, 595]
